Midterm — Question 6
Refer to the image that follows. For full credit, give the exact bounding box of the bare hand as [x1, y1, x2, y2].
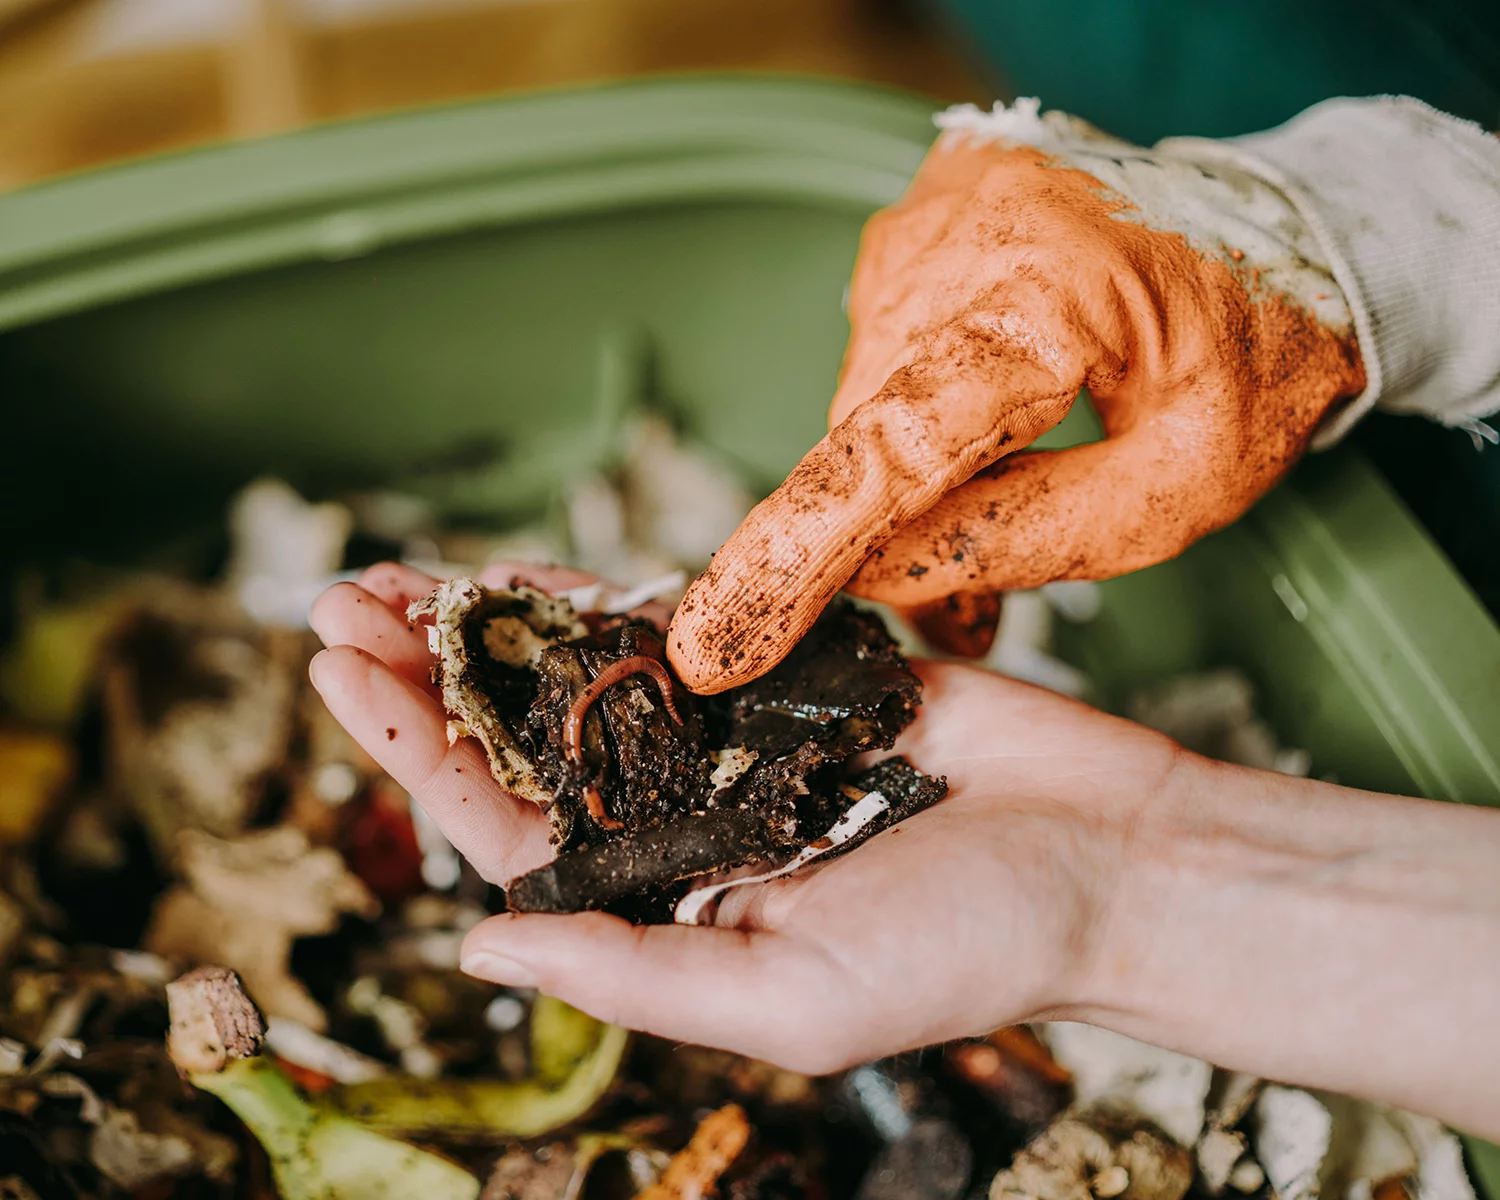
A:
[307, 561, 1167, 1071]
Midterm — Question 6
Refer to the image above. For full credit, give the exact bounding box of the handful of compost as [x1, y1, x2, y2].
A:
[411, 579, 947, 923]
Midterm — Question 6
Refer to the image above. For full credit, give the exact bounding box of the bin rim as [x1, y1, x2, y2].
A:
[0, 74, 942, 335]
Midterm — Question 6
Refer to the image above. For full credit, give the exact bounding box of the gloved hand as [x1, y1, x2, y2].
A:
[667, 101, 1366, 694]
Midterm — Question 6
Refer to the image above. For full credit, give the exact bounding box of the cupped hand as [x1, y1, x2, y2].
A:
[308, 562, 1182, 1073]
[667, 115, 1366, 693]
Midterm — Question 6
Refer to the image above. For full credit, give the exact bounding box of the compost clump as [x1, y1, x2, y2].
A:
[412, 578, 948, 923]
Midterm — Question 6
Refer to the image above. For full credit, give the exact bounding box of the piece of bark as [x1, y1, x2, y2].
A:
[506, 808, 774, 914]
[165, 967, 266, 1075]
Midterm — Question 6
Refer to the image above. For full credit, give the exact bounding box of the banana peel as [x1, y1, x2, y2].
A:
[193, 1056, 481, 1200]
[167, 967, 628, 1199]
[319, 997, 629, 1141]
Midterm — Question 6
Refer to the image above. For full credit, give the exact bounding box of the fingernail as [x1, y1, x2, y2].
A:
[308, 649, 330, 690]
[461, 952, 540, 989]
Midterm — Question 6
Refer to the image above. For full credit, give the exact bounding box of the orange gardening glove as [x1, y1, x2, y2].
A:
[667, 102, 1366, 694]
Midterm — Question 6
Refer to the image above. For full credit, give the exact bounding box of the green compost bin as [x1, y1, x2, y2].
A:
[0, 77, 1497, 1186]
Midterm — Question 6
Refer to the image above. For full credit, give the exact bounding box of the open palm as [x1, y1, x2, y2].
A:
[309, 562, 1179, 1072]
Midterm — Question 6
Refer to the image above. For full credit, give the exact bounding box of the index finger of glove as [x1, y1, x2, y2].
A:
[667, 317, 1085, 694]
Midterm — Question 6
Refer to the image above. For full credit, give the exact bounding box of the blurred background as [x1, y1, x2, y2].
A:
[4, 0, 1499, 193]
[1, 0, 1497, 610]
[0, 0, 992, 191]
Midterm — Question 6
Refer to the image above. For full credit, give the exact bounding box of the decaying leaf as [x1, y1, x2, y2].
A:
[413, 579, 587, 807]
[102, 590, 305, 855]
[89, 1104, 196, 1190]
[146, 827, 379, 1030]
[988, 1113, 1193, 1200]
[482, 1135, 665, 1200]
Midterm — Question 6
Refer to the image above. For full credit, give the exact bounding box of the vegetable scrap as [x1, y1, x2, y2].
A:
[165, 967, 481, 1200]
[636, 1103, 750, 1200]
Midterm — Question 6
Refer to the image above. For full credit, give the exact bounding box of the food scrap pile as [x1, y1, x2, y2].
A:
[0, 419, 1485, 1199]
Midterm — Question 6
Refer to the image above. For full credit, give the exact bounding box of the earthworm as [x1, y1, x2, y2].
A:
[564, 656, 684, 827]
[582, 785, 624, 831]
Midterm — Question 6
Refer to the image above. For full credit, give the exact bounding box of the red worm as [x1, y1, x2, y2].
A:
[564, 656, 684, 763]
[564, 657, 684, 827]
[583, 784, 624, 831]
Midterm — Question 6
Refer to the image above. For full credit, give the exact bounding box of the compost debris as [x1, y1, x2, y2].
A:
[0, 459, 1483, 1200]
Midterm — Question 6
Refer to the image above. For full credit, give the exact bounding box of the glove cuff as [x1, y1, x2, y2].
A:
[1161, 98, 1500, 448]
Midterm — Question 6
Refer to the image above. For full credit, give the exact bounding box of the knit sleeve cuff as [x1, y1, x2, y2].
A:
[1159, 97, 1500, 449]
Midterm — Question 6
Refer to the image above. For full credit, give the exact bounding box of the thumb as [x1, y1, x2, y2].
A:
[460, 913, 855, 1074]
[846, 412, 1273, 605]
[667, 316, 1087, 694]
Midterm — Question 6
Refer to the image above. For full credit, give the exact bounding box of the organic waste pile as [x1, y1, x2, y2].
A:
[418, 576, 944, 924]
[0, 417, 1483, 1200]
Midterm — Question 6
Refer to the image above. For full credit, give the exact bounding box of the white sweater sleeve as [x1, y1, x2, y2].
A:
[1159, 98, 1500, 448]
